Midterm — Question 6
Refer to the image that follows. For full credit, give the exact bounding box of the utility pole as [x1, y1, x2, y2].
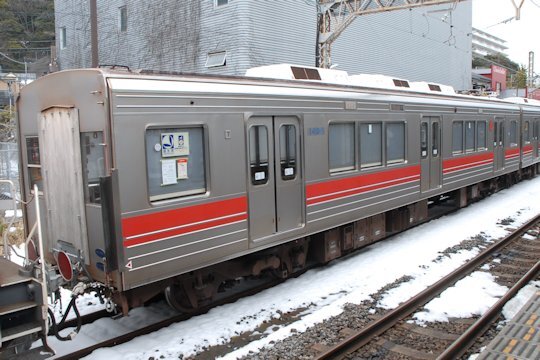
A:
[90, 0, 99, 67]
[528, 51, 534, 89]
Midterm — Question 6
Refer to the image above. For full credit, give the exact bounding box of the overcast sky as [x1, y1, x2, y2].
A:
[472, 0, 540, 71]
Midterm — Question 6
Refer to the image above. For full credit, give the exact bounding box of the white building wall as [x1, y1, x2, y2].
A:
[55, 0, 471, 89]
[332, 3, 472, 89]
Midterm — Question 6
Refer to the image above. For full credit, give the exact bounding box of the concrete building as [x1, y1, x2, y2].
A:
[54, 0, 472, 89]
[471, 27, 508, 58]
[472, 65, 507, 94]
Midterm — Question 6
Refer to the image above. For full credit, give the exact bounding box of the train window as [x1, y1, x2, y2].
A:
[465, 121, 475, 152]
[524, 121, 530, 143]
[81, 132, 106, 204]
[420, 122, 428, 158]
[146, 126, 206, 201]
[329, 123, 355, 173]
[25, 136, 43, 192]
[452, 121, 463, 154]
[360, 123, 382, 168]
[509, 121, 518, 146]
[477, 121, 487, 150]
[432, 122, 439, 157]
[249, 125, 269, 185]
[279, 125, 296, 180]
[386, 122, 405, 163]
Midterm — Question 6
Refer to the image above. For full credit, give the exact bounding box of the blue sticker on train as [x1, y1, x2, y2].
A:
[308, 127, 325, 136]
[95, 248, 106, 258]
[96, 262, 105, 272]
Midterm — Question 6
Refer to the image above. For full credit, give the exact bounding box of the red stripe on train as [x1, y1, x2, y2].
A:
[442, 152, 493, 174]
[523, 144, 533, 155]
[306, 165, 421, 206]
[122, 196, 248, 247]
[505, 147, 520, 159]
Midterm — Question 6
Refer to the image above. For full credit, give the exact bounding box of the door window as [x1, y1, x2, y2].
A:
[249, 125, 269, 185]
[279, 125, 296, 180]
[420, 122, 428, 158]
[432, 122, 439, 157]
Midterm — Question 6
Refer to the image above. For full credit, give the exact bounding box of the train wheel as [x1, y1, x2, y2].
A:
[164, 283, 197, 313]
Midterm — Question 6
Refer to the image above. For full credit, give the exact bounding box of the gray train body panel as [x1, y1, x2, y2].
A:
[16, 69, 540, 291]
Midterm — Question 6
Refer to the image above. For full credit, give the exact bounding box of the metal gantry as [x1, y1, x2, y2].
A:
[317, 0, 467, 68]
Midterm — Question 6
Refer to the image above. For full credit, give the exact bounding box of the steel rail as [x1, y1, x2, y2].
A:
[54, 275, 294, 360]
[315, 213, 540, 360]
[438, 258, 540, 359]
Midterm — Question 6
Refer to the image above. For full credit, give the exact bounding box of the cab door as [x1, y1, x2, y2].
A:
[246, 116, 303, 246]
[420, 116, 442, 192]
[494, 117, 505, 172]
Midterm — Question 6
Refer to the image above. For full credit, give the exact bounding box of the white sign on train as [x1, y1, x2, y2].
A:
[161, 132, 190, 157]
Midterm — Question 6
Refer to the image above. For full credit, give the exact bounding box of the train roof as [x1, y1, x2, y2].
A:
[18, 65, 540, 115]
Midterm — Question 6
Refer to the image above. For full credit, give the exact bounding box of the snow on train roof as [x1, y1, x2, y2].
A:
[502, 97, 540, 106]
[245, 64, 456, 95]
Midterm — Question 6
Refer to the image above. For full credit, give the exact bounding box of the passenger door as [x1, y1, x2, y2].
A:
[246, 116, 303, 245]
[420, 116, 442, 192]
[493, 117, 505, 172]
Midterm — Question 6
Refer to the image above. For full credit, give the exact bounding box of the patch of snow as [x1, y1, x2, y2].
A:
[411, 272, 508, 325]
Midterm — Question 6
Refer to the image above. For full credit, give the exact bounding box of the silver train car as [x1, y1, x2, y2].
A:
[15, 65, 540, 314]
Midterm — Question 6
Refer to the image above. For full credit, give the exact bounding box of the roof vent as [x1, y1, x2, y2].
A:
[428, 84, 441, 92]
[245, 64, 349, 84]
[291, 66, 321, 80]
[393, 79, 410, 88]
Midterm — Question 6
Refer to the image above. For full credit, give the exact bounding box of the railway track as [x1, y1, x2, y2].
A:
[312, 214, 540, 360]
[50, 206, 539, 359]
[53, 274, 295, 360]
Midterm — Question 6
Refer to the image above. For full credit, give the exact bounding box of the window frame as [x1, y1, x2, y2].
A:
[59, 26, 67, 49]
[523, 120, 530, 143]
[360, 122, 383, 169]
[279, 124, 297, 181]
[215, 0, 229, 7]
[80, 131, 106, 204]
[465, 121, 475, 153]
[476, 121, 487, 151]
[385, 121, 406, 164]
[25, 136, 43, 193]
[328, 122, 356, 174]
[145, 125, 208, 203]
[119, 6, 127, 32]
[249, 125, 270, 185]
[509, 120, 518, 147]
[452, 121, 464, 155]
[205, 51, 227, 68]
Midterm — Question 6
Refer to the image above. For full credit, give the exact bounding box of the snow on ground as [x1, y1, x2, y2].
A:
[38, 176, 540, 359]
[411, 271, 508, 325]
[502, 281, 540, 320]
